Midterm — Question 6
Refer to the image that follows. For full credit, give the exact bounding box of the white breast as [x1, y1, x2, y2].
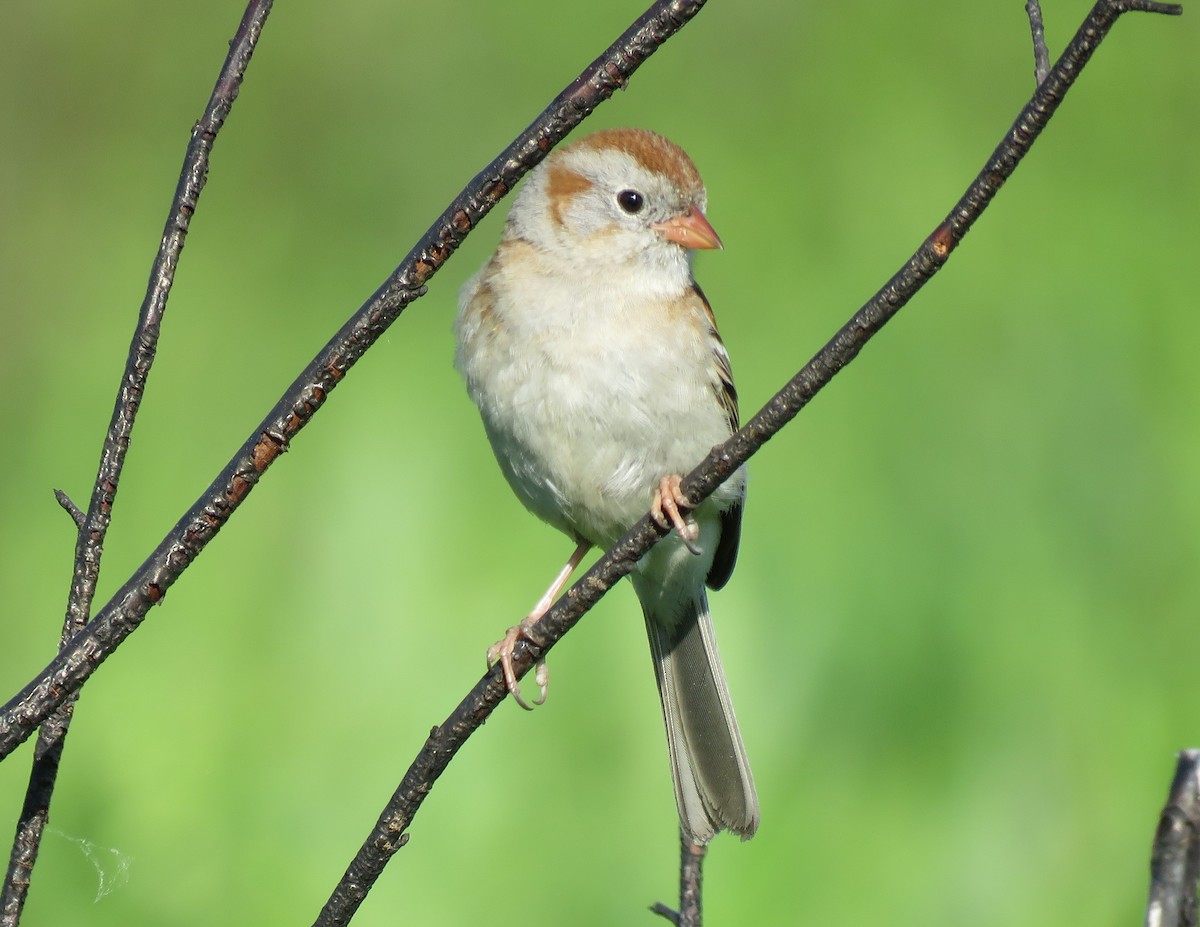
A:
[455, 248, 741, 549]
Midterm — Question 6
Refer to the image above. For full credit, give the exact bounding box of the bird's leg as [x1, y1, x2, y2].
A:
[488, 540, 591, 710]
[651, 474, 702, 556]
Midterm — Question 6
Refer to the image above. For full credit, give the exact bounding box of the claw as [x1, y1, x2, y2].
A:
[651, 474, 702, 555]
[487, 621, 546, 711]
[487, 541, 590, 710]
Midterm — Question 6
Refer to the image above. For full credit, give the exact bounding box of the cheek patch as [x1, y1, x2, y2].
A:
[546, 164, 593, 229]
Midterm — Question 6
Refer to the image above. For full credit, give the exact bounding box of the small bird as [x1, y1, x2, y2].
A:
[454, 128, 758, 844]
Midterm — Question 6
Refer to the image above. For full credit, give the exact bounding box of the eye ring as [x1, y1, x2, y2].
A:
[616, 189, 645, 214]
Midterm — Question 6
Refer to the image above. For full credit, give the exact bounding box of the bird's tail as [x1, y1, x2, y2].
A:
[641, 588, 758, 844]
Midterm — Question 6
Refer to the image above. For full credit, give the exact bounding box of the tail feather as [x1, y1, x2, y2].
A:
[642, 589, 758, 844]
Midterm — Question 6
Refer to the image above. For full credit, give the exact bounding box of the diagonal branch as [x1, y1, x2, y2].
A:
[310, 2, 1182, 924]
[1, 2, 273, 924]
[0, 0, 712, 759]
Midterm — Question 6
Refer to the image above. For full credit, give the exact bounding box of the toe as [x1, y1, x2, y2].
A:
[652, 475, 702, 555]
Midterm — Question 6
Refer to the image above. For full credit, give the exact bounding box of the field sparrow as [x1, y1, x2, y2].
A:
[454, 128, 758, 843]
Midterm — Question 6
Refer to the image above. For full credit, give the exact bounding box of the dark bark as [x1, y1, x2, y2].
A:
[1, 3, 273, 924]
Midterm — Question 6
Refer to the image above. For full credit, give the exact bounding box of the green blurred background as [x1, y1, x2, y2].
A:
[1, 1, 1196, 924]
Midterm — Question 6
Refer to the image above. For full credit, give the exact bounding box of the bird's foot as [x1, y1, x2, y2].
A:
[487, 617, 549, 711]
[651, 474, 702, 556]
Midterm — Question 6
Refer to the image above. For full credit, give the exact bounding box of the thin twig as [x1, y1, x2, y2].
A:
[51, 491, 85, 531]
[649, 903, 682, 926]
[0, 2, 272, 924]
[1027, 0, 1052, 84]
[1147, 750, 1200, 927]
[304, 1, 1182, 923]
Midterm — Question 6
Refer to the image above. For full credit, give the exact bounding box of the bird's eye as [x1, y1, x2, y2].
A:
[616, 189, 645, 214]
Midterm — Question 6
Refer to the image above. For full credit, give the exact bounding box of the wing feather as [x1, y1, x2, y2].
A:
[690, 282, 742, 590]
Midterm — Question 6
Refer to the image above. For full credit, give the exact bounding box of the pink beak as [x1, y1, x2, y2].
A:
[653, 207, 723, 251]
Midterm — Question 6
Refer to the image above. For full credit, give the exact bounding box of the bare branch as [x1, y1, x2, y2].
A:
[650, 837, 706, 926]
[51, 491, 84, 531]
[1, 2, 273, 923]
[1026, 0, 1052, 84]
[1147, 750, 1200, 927]
[649, 904, 682, 926]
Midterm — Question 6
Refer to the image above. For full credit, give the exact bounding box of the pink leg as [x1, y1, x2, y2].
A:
[650, 474, 701, 555]
[488, 541, 591, 710]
